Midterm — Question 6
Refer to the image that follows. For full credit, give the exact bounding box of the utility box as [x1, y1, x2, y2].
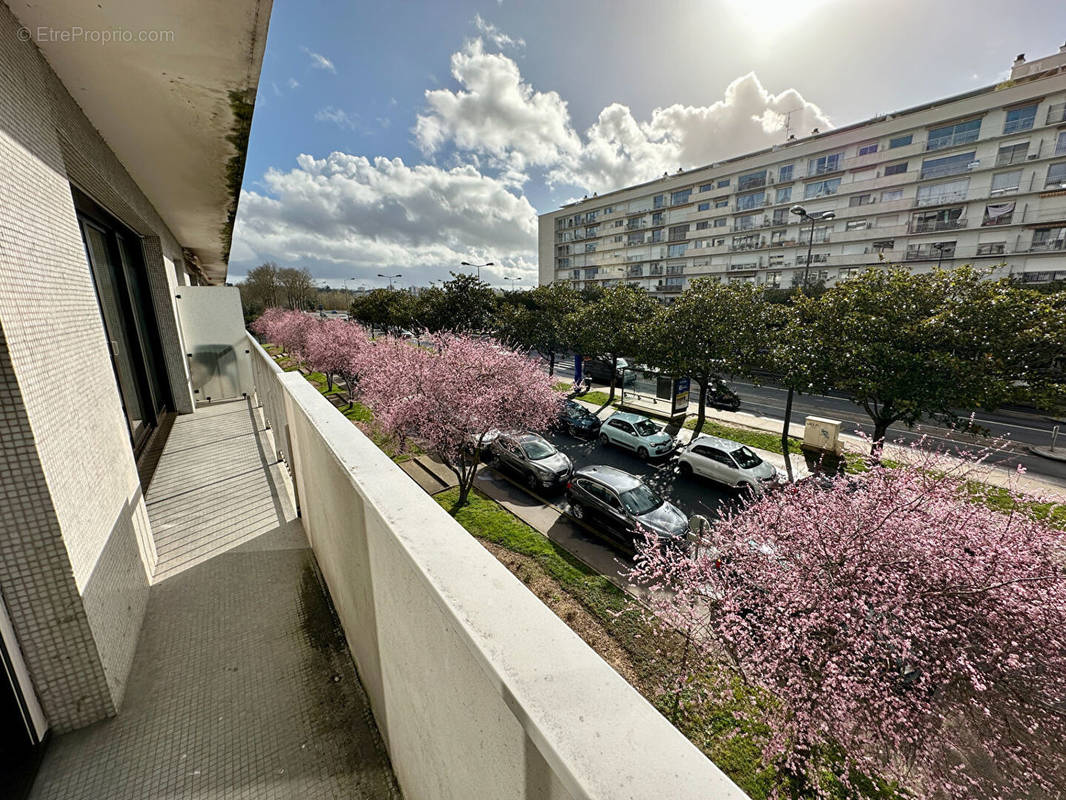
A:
[803, 416, 843, 454]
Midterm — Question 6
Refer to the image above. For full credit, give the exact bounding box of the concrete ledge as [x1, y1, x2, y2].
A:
[1029, 445, 1066, 463]
[257, 348, 748, 800]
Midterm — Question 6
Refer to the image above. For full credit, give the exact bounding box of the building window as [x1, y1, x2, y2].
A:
[736, 190, 766, 210]
[732, 233, 761, 250]
[650, 230, 663, 243]
[627, 233, 644, 245]
[889, 133, 913, 149]
[976, 242, 1006, 256]
[738, 170, 767, 191]
[698, 201, 710, 211]
[717, 178, 730, 188]
[926, 118, 981, 151]
[778, 164, 794, 182]
[982, 202, 1015, 226]
[1057, 131, 1066, 155]
[996, 141, 1029, 167]
[858, 142, 879, 156]
[803, 177, 842, 199]
[850, 193, 875, 207]
[771, 207, 789, 226]
[713, 237, 725, 247]
[845, 219, 869, 231]
[699, 183, 713, 192]
[584, 267, 599, 279]
[915, 178, 968, 207]
[696, 221, 710, 230]
[990, 170, 1022, 195]
[667, 243, 688, 257]
[714, 198, 729, 208]
[1046, 162, 1066, 188]
[613, 235, 623, 242]
[668, 224, 690, 241]
[881, 188, 904, 201]
[733, 213, 758, 231]
[714, 217, 727, 227]
[671, 189, 692, 206]
[776, 187, 792, 204]
[905, 241, 956, 259]
[614, 219, 624, 227]
[884, 162, 907, 176]
[557, 258, 570, 268]
[653, 194, 664, 209]
[1031, 227, 1066, 250]
[911, 207, 965, 233]
[808, 153, 843, 175]
[920, 151, 976, 179]
[1003, 104, 1038, 135]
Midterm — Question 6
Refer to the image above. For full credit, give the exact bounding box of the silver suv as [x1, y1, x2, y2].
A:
[490, 432, 573, 491]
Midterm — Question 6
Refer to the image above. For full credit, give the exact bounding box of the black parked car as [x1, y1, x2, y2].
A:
[583, 357, 637, 386]
[565, 465, 689, 552]
[557, 400, 601, 438]
[490, 432, 574, 491]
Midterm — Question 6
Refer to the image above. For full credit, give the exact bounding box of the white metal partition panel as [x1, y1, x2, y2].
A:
[175, 287, 252, 405]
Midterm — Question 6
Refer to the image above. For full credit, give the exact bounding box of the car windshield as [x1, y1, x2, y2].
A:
[522, 440, 557, 460]
[731, 446, 762, 469]
[633, 419, 660, 436]
[620, 484, 663, 515]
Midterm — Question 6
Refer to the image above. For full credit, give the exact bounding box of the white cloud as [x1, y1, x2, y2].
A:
[550, 73, 832, 194]
[303, 47, 336, 73]
[415, 38, 579, 173]
[473, 13, 525, 50]
[287, 77, 300, 89]
[314, 106, 359, 130]
[232, 154, 538, 283]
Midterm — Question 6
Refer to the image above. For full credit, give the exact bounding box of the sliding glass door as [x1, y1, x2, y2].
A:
[75, 190, 171, 452]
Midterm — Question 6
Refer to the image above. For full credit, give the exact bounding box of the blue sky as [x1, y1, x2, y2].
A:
[230, 0, 1066, 288]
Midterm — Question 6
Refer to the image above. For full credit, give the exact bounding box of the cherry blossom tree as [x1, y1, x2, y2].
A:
[359, 332, 564, 506]
[632, 445, 1066, 799]
[304, 318, 369, 395]
[250, 307, 316, 363]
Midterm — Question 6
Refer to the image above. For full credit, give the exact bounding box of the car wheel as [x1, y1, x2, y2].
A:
[570, 502, 586, 521]
[678, 461, 693, 477]
[598, 433, 609, 446]
[525, 472, 538, 491]
[637, 446, 649, 460]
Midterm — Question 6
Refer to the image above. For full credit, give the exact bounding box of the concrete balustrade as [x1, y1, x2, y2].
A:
[246, 334, 749, 800]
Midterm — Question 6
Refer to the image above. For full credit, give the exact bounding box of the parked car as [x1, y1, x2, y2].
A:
[583, 357, 637, 386]
[566, 465, 689, 551]
[490, 432, 573, 491]
[677, 434, 785, 492]
[599, 411, 677, 459]
[556, 400, 601, 438]
[705, 379, 741, 412]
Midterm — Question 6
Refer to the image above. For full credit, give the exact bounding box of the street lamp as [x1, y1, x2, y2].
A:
[503, 276, 523, 291]
[790, 205, 836, 291]
[377, 273, 401, 290]
[932, 242, 949, 269]
[460, 260, 494, 280]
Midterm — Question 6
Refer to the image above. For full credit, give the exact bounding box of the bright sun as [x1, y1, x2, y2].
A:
[722, 0, 836, 33]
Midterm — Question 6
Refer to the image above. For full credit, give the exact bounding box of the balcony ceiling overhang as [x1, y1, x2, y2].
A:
[11, 0, 272, 284]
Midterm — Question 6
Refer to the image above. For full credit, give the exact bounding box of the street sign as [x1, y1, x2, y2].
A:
[673, 377, 691, 416]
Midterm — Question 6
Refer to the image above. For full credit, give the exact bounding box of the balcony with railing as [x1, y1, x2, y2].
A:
[925, 129, 980, 152]
[656, 281, 684, 292]
[915, 190, 968, 208]
[919, 161, 975, 180]
[909, 217, 967, 233]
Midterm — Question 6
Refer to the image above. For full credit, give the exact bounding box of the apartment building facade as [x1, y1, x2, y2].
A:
[538, 45, 1066, 294]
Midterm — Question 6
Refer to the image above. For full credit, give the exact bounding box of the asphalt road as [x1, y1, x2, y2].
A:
[550, 360, 1066, 482]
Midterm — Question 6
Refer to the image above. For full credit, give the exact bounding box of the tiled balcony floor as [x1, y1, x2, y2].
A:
[29, 400, 402, 800]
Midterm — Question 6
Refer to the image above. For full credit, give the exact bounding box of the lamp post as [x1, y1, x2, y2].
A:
[460, 260, 494, 280]
[932, 242, 949, 269]
[377, 273, 401, 290]
[790, 205, 836, 291]
[503, 276, 523, 291]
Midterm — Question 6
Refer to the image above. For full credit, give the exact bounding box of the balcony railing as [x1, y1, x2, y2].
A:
[1031, 239, 1066, 252]
[915, 191, 967, 208]
[1002, 117, 1036, 135]
[981, 214, 1014, 227]
[656, 283, 683, 292]
[909, 218, 967, 233]
[919, 162, 973, 180]
[925, 130, 980, 151]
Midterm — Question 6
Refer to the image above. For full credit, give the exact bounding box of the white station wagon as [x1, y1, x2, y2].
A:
[677, 434, 785, 493]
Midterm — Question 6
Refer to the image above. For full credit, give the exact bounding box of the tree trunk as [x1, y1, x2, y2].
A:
[871, 418, 891, 458]
[548, 351, 555, 377]
[781, 387, 795, 483]
[692, 378, 708, 437]
[597, 353, 618, 414]
[326, 373, 333, 392]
